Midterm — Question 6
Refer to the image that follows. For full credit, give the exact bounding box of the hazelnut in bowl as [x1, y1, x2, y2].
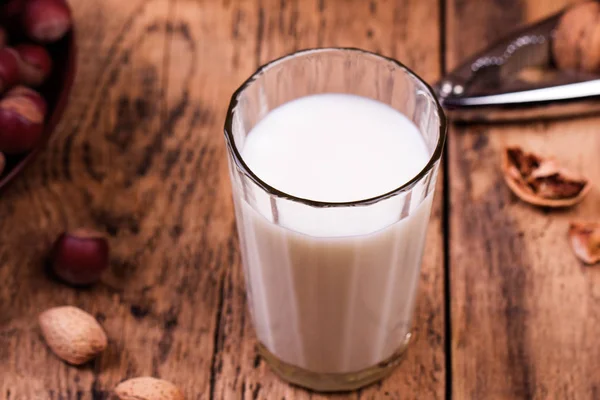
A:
[0, 0, 76, 190]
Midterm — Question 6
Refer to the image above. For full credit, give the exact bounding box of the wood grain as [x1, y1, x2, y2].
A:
[0, 0, 445, 399]
[446, 0, 600, 399]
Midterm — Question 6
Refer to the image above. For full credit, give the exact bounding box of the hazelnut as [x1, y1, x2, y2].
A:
[14, 44, 52, 86]
[552, 1, 600, 72]
[50, 229, 110, 286]
[7, 85, 48, 113]
[22, 0, 72, 43]
[0, 85, 46, 154]
[0, 48, 20, 93]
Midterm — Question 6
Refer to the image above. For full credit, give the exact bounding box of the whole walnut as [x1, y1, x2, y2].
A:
[552, 1, 600, 72]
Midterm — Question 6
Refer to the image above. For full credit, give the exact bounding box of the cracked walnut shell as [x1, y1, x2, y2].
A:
[502, 147, 590, 208]
[569, 221, 600, 265]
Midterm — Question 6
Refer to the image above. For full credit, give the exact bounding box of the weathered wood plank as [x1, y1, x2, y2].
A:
[0, 0, 445, 398]
[0, 0, 227, 397]
[208, 0, 446, 399]
[447, 1, 600, 399]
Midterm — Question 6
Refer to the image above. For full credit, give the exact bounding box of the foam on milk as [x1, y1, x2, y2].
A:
[234, 93, 435, 373]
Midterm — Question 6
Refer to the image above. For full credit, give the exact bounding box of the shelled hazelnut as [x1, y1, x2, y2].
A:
[50, 229, 110, 286]
[0, 0, 73, 180]
[0, 85, 46, 153]
[22, 0, 72, 43]
[14, 44, 52, 86]
[0, 48, 20, 93]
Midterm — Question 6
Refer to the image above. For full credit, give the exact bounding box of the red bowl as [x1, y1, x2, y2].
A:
[0, 27, 77, 190]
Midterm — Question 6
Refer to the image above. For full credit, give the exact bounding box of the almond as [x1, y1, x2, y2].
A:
[114, 377, 184, 400]
[38, 306, 107, 365]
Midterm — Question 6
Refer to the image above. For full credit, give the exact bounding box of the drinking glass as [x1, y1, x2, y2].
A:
[223, 48, 446, 392]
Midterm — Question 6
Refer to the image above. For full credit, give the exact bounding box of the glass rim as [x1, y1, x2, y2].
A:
[223, 47, 447, 208]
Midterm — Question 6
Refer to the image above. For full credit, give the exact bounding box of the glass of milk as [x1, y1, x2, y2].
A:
[224, 48, 446, 392]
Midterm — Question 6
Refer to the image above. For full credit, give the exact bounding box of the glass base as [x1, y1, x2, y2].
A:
[258, 333, 412, 392]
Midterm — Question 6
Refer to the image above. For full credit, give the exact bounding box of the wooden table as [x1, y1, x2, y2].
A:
[1, 0, 599, 398]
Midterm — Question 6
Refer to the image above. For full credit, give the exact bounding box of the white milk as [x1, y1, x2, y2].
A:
[234, 93, 434, 374]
